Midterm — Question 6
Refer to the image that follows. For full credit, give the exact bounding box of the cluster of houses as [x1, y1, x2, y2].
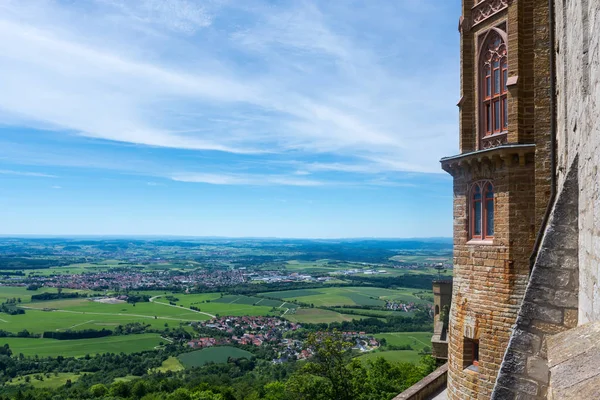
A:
[332, 269, 388, 276]
[187, 317, 381, 363]
[385, 300, 420, 313]
[192, 316, 301, 346]
[248, 271, 331, 283]
[340, 331, 380, 352]
[188, 316, 309, 361]
[12, 269, 247, 291]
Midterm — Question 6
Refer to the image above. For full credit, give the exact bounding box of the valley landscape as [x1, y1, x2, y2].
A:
[0, 237, 451, 399]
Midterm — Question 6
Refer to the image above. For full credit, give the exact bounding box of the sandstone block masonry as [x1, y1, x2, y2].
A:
[491, 159, 579, 399]
[445, 152, 536, 400]
[554, 0, 600, 324]
[444, 0, 553, 397]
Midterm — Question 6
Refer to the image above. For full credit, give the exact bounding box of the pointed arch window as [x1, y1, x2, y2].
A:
[480, 28, 508, 147]
[470, 181, 494, 240]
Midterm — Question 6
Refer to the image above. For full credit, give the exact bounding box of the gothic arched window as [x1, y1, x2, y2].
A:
[480, 29, 508, 142]
[470, 181, 494, 240]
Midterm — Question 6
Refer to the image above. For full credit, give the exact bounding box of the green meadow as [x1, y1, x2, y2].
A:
[153, 293, 284, 317]
[354, 332, 433, 365]
[330, 307, 416, 318]
[0, 287, 292, 337]
[284, 308, 364, 324]
[6, 373, 82, 388]
[374, 332, 433, 349]
[261, 286, 432, 308]
[357, 349, 424, 364]
[151, 356, 185, 373]
[0, 286, 99, 304]
[2, 334, 163, 357]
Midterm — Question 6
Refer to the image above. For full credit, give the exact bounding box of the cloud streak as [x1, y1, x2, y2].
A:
[0, 169, 57, 178]
[170, 172, 325, 187]
[0, 0, 459, 184]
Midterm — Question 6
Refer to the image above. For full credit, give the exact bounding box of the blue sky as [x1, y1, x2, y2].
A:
[0, 0, 460, 238]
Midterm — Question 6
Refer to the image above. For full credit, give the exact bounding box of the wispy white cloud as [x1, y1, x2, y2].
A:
[0, 0, 458, 182]
[51, 185, 62, 189]
[0, 169, 57, 178]
[99, 0, 214, 34]
[170, 172, 325, 187]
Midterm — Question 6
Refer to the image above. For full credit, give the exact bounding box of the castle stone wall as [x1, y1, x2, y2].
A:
[555, 0, 600, 324]
[491, 159, 579, 399]
[446, 155, 535, 400]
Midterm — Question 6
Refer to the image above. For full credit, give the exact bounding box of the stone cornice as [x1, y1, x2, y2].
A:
[440, 144, 535, 176]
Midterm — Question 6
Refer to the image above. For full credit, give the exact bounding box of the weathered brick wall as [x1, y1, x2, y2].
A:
[532, 0, 553, 233]
[446, 0, 552, 398]
[458, 0, 475, 153]
[491, 159, 579, 399]
[555, 0, 600, 324]
[447, 156, 535, 400]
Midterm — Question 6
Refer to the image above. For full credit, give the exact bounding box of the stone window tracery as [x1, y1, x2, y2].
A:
[480, 28, 508, 149]
[472, 0, 509, 27]
[470, 181, 494, 240]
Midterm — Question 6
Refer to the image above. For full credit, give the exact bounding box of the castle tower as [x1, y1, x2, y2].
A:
[440, 0, 552, 398]
[431, 279, 452, 361]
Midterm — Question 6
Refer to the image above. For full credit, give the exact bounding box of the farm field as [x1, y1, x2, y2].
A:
[0, 287, 212, 334]
[284, 308, 363, 324]
[355, 332, 433, 365]
[213, 294, 299, 309]
[283, 260, 361, 273]
[27, 298, 204, 319]
[152, 356, 185, 373]
[6, 372, 82, 388]
[0, 286, 99, 304]
[151, 293, 221, 307]
[178, 346, 253, 368]
[1, 334, 163, 357]
[374, 332, 433, 350]
[330, 307, 416, 318]
[0, 286, 302, 336]
[0, 305, 208, 334]
[357, 349, 424, 364]
[153, 293, 284, 317]
[261, 286, 432, 308]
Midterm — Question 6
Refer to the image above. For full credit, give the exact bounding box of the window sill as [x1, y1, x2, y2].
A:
[464, 365, 479, 374]
[467, 239, 494, 246]
[484, 130, 508, 138]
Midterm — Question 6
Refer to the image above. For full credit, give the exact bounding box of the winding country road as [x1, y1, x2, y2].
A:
[149, 295, 216, 318]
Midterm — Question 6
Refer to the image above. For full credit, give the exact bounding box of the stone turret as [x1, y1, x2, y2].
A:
[431, 279, 452, 361]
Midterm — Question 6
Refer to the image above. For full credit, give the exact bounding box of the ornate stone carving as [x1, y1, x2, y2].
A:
[481, 132, 508, 149]
[472, 0, 508, 26]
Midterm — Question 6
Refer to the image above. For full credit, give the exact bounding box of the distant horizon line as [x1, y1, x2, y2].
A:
[0, 234, 452, 241]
